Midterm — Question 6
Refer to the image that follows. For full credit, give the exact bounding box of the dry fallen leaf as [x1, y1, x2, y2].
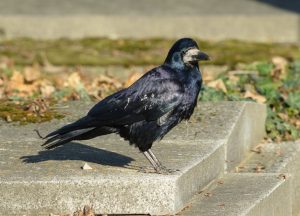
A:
[272, 56, 288, 79]
[207, 79, 227, 93]
[6, 70, 39, 96]
[202, 65, 228, 83]
[39, 80, 56, 97]
[5, 115, 12, 122]
[124, 72, 143, 87]
[82, 205, 95, 216]
[97, 74, 123, 89]
[235, 166, 245, 173]
[0, 88, 4, 99]
[255, 163, 265, 173]
[73, 206, 95, 216]
[9, 70, 23, 86]
[86, 74, 123, 99]
[64, 72, 82, 89]
[24, 66, 41, 83]
[217, 180, 224, 185]
[244, 90, 266, 104]
[202, 74, 215, 83]
[204, 192, 212, 197]
[228, 74, 240, 85]
[278, 112, 289, 121]
[251, 144, 263, 154]
[53, 73, 69, 87]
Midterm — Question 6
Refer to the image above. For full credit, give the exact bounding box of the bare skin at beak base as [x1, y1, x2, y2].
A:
[183, 48, 210, 64]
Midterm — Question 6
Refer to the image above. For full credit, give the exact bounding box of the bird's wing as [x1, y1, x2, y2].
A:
[87, 67, 183, 126]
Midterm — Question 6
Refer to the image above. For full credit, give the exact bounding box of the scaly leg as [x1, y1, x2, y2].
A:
[143, 149, 178, 174]
[147, 149, 162, 167]
[142, 151, 161, 172]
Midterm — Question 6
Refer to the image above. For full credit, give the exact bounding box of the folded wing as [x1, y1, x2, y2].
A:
[44, 66, 184, 141]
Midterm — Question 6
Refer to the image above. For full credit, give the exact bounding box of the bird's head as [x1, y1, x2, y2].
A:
[164, 38, 210, 69]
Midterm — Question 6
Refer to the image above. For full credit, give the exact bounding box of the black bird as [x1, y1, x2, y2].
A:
[42, 38, 210, 173]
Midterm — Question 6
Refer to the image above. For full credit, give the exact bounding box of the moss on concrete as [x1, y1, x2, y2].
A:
[0, 101, 65, 124]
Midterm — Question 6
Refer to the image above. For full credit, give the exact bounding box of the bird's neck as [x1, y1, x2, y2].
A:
[176, 65, 201, 82]
[162, 63, 201, 83]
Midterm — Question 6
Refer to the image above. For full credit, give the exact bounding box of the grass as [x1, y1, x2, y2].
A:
[1, 38, 300, 67]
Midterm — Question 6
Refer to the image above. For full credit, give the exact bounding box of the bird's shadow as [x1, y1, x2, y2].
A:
[21, 142, 134, 167]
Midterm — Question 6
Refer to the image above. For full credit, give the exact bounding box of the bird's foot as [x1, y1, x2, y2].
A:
[138, 166, 157, 174]
[138, 166, 179, 174]
[155, 166, 179, 175]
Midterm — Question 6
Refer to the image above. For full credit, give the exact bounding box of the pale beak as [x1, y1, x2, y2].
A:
[183, 48, 210, 64]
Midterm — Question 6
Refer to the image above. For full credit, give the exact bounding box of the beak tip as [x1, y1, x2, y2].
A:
[199, 52, 210, 61]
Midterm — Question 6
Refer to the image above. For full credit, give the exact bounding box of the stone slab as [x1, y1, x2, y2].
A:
[0, 102, 266, 215]
[225, 102, 266, 171]
[0, 139, 226, 215]
[238, 141, 300, 216]
[180, 173, 291, 216]
[0, 0, 299, 42]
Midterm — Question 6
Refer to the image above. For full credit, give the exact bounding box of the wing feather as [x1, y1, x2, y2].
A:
[87, 66, 183, 126]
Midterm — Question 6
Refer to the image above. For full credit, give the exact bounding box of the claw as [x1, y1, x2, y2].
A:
[156, 166, 179, 174]
[142, 149, 179, 174]
[138, 166, 157, 174]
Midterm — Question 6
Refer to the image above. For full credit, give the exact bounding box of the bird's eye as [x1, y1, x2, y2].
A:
[182, 47, 193, 55]
[182, 50, 187, 55]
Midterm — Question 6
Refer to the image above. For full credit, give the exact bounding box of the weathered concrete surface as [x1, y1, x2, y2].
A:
[239, 141, 300, 216]
[225, 102, 267, 171]
[180, 173, 291, 216]
[0, 101, 266, 215]
[0, 0, 299, 42]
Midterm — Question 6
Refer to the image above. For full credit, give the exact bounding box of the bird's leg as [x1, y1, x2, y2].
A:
[144, 150, 178, 174]
[147, 149, 162, 167]
[142, 151, 161, 172]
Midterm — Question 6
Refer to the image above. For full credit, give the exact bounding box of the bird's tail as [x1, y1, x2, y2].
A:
[41, 116, 92, 149]
[42, 115, 119, 149]
[42, 128, 95, 149]
[44, 116, 93, 139]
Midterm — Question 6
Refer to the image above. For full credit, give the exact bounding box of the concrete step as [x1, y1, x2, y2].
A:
[0, 0, 299, 42]
[179, 141, 300, 216]
[179, 173, 291, 216]
[0, 101, 266, 215]
[238, 141, 300, 216]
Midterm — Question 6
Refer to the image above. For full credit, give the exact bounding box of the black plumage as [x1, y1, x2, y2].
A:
[42, 38, 209, 173]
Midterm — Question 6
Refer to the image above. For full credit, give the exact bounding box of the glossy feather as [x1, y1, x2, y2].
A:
[43, 38, 203, 154]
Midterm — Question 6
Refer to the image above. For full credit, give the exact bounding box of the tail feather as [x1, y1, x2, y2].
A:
[43, 128, 95, 149]
[45, 116, 93, 138]
[42, 110, 118, 150]
[41, 134, 60, 146]
[43, 136, 74, 150]
[42, 127, 118, 150]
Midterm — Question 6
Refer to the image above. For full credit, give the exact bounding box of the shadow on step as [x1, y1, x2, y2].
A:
[20, 142, 134, 167]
